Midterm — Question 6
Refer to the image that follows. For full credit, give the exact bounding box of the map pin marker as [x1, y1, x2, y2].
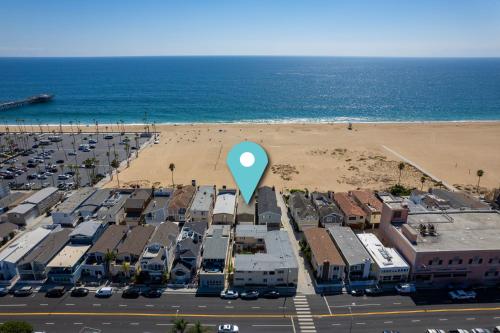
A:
[227, 141, 268, 204]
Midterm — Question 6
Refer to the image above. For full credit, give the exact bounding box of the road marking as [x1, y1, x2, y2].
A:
[252, 325, 293, 327]
[119, 304, 127, 307]
[171, 305, 180, 308]
[198, 305, 207, 308]
[332, 323, 341, 326]
[156, 323, 171, 326]
[130, 322, 139, 325]
[393, 302, 402, 305]
[225, 306, 234, 309]
[331, 303, 381, 308]
[439, 318, 448, 321]
[45, 322, 54, 325]
[145, 304, 154, 307]
[384, 321, 393, 324]
[40, 304, 48, 306]
[73, 322, 83, 325]
[466, 318, 476, 320]
[251, 306, 261, 309]
[411, 319, 420, 322]
[494, 316, 500, 319]
[102, 322, 111, 325]
[290, 316, 296, 333]
[323, 296, 332, 316]
[356, 322, 366, 325]
[65, 303, 75, 306]
[0, 304, 26, 307]
[92, 304, 101, 307]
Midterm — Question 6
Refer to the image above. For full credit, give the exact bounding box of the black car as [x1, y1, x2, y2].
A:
[351, 289, 365, 296]
[365, 287, 384, 296]
[13, 286, 33, 297]
[56, 159, 65, 164]
[142, 288, 162, 298]
[46, 286, 66, 297]
[240, 291, 259, 300]
[262, 290, 280, 299]
[122, 287, 140, 299]
[71, 287, 89, 297]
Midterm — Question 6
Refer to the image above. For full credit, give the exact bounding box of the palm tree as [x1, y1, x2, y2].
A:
[125, 143, 131, 167]
[169, 163, 175, 188]
[187, 321, 211, 333]
[104, 249, 117, 279]
[122, 261, 130, 279]
[397, 162, 405, 185]
[83, 158, 94, 185]
[476, 169, 484, 194]
[420, 176, 426, 191]
[171, 318, 188, 333]
[110, 158, 121, 188]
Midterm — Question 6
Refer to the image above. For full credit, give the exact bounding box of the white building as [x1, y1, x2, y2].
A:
[187, 186, 215, 224]
[0, 227, 52, 281]
[52, 188, 96, 226]
[357, 233, 409, 283]
[46, 244, 90, 284]
[212, 192, 236, 225]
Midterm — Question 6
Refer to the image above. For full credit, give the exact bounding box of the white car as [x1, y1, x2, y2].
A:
[471, 329, 491, 333]
[220, 289, 239, 299]
[395, 283, 416, 294]
[426, 330, 445, 333]
[448, 290, 476, 300]
[95, 287, 113, 297]
[218, 324, 239, 333]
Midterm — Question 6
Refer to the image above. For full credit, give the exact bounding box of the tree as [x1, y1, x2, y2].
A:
[476, 169, 484, 194]
[104, 249, 117, 279]
[122, 261, 131, 279]
[110, 158, 121, 188]
[171, 318, 188, 333]
[420, 176, 426, 191]
[187, 321, 211, 333]
[397, 162, 405, 185]
[0, 320, 33, 333]
[168, 163, 176, 188]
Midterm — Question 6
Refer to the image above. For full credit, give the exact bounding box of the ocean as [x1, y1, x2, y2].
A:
[0, 56, 499, 124]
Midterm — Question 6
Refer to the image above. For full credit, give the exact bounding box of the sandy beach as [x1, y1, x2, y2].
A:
[82, 121, 498, 195]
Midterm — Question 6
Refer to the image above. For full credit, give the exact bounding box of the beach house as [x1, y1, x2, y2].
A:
[212, 189, 237, 225]
[46, 244, 90, 284]
[333, 192, 366, 229]
[142, 194, 172, 225]
[310, 191, 343, 227]
[78, 188, 114, 219]
[69, 220, 105, 245]
[350, 190, 383, 229]
[236, 195, 255, 225]
[123, 189, 152, 224]
[187, 185, 215, 224]
[112, 225, 155, 278]
[199, 225, 231, 292]
[7, 187, 61, 226]
[52, 187, 97, 227]
[256, 186, 281, 230]
[289, 191, 319, 231]
[140, 222, 179, 281]
[167, 185, 196, 222]
[96, 190, 130, 225]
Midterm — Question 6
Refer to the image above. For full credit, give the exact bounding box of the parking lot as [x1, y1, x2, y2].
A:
[0, 131, 152, 190]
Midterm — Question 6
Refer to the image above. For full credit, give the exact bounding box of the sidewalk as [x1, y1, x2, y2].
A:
[276, 193, 315, 295]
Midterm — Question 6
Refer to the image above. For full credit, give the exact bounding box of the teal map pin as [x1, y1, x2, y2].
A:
[227, 141, 268, 204]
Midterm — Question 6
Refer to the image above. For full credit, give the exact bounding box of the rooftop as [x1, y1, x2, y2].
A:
[168, 185, 196, 212]
[257, 186, 281, 215]
[8, 203, 35, 215]
[79, 189, 114, 210]
[189, 186, 215, 213]
[23, 187, 59, 205]
[18, 228, 71, 266]
[311, 192, 342, 219]
[124, 189, 152, 210]
[357, 233, 409, 269]
[213, 192, 236, 215]
[88, 225, 128, 254]
[327, 225, 371, 266]
[333, 192, 366, 217]
[116, 225, 155, 257]
[53, 188, 96, 214]
[237, 195, 255, 216]
[235, 224, 268, 239]
[0, 227, 51, 264]
[149, 222, 179, 248]
[303, 227, 345, 266]
[143, 196, 171, 215]
[235, 230, 298, 271]
[402, 210, 500, 252]
[47, 244, 90, 268]
[431, 189, 490, 210]
[290, 192, 318, 219]
[203, 225, 230, 260]
[69, 220, 102, 238]
[350, 190, 383, 212]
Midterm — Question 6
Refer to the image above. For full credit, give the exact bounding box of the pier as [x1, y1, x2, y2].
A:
[0, 94, 54, 110]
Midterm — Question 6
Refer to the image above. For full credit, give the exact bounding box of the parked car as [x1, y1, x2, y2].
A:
[142, 288, 162, 298]
[88, 139, 97, 144]
[217, 324, 239, 333]
[395, 283, 416, 294]
[493, 326, 500, 333]
[46, 286, 66, 297]
[104, 135, 113, 140]
[351, 289, 365, 296]
[471, 329, 491, 333]
[262, 290, 280, 299]
[449, 290, 476, 300]
[240, 290, 259, 300]
[449, 329, 470, 333]
[71, 287, 89, 297]
[122, 287, 140, 299]
[220, 289, 239, 299]
[382, 331, 400, 333]
[425, 330, 445, 333]
[56, 159, 65, 164]
[58, 174, 70, 180]
[365, 287, 384, 296]
[95, 287, 113, 298]
[0, 287, 9, 296]
[14, 286, 33, 297]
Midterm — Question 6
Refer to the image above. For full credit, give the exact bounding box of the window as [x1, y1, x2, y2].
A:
[478, 258, 483, 264]
[393, 211, 402, 219]
[469, 259, 473, 264]
[428, 260, 433, 266]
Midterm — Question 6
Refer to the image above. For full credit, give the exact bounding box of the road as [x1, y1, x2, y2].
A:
[0, 290, 499, 332]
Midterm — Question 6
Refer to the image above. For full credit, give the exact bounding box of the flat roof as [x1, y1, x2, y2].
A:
[403, 211, 500, 252]
[235, 224, 267, 238]
[18, 228, 71, 266]
[47, 244, 90, 268]
[8, 203, 36, 215]
[23, 187, 58, 205]
[357, 233, 409, 269]
[190, 186, 215, 212]
[69, 220, 102, 238]
[327, 225, 371, 267]
[203, 225, 230, 260]
[53, 188, 96, 214]
[0, 227, 52, 264]
[213, 193, 236, 215]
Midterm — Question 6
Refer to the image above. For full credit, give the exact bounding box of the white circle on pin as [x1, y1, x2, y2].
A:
[240, 152, 255, 168]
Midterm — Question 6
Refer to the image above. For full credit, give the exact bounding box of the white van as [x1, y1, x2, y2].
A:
[95, 287, 113, 297]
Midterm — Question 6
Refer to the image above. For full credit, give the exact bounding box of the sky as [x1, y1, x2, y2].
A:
[1, 0, 499, 57]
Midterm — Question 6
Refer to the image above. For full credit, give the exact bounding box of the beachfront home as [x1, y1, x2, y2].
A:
[82, 225, 129, 279]
[303, 228, 345, 283]
[52, 187, 97, 226]
[234, 225, 267, 252]
[350, 190, 383, 229]
[310, 192, 343, 227]
[256, 186, 281, 230]
[123, 189, 152, 224]
[236, 195, 255, 225]
[0, 227, 52, 281]
[289, 192, 319, 231]
[234, 229, 298, 287]
[357, 233, 409, 283]
[78, 188, 114, 219]
[333, 192, 366, 229]
[69, 220, 105, 245]
[327, 225, 373, 285]
[46, 244, 90, 284]
[212, 189, 237, 225]
[112, 225, 155, 278]
[199, 225, 231, 292]
[96, 190, 130, 225]
[187, 185, 215, 224]
[140, 222, 179, 281]
[17, 228, 71, 281]
[167, 185, 196, 222]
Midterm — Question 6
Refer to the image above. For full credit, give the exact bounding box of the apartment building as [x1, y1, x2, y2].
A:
[199, 225, 230, 291]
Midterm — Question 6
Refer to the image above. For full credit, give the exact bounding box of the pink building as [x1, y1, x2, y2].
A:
[379, 197, 500, 287]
